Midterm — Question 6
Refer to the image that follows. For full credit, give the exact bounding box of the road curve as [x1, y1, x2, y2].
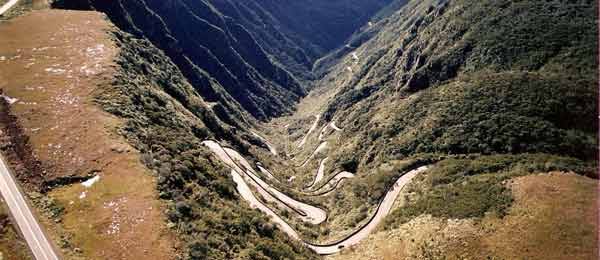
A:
[231, 165, 424, 255]
[0, 155, 60, 260]
[298, 142, 328, 168]
[318, 124, 329, 141]
[330, 121, 343, 131]
[307, 166, 427, 254]
[257, 163, 278, 181]
[319, 121, 343, 141]
[203, 141, 327, 224]
[203, 140, 428, 254]
[308, 171, 355, 196]
[251, 131, 278, 156]
[298, 115, 320, 148]
[244, 169, 327, 224]
[306, 158, 328, 190]
[230, 169, 300, 239]
[0, 0, 19, 16]
[255, 162, 354, 198]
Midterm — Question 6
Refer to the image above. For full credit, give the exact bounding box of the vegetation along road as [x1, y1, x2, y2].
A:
[202, 118, 430, 254]
[0, 155, 60, 260]
[0, 0, 18, 15]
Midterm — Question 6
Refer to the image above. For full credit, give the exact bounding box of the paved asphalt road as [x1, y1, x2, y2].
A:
[0, 155, 60, 260]
[0, 0, 19, 16]
[203, 139, 428, 255]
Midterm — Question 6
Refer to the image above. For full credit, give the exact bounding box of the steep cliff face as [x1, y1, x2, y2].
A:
[86, 0, 301, 120]
[54, 0, 395, 120]
[205, 0, 394, 78]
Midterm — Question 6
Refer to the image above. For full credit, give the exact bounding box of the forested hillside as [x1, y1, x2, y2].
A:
[38, 0, 599, 259]
[53, 0, 395, 120]
[318, 0, 597, 169]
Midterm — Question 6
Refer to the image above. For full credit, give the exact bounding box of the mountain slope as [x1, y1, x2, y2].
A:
[54, 0, 396, 120]
[11, 0, 597, 259]
[0, 7, 319, 260]
[98, 31, 317, 259]
[260, 0, 597, 257]
[315, 0, 597, 170]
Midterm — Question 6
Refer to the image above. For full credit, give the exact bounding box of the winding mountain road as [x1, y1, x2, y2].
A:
[299, 142, 328, 168]
[0, 155, 60, 260]
[203, 118, 430, 254]
[306, 158, 328, 189]
[255, 161, 355, 197]
[307, 166, 426, 254]
[257, 163, 277, 181]
[308, 171, 355, 196]
[204, 141, 327, 224]
[318, 125, 329, 141]
[330, 121, 343, 131]
[203, 139, 429, 255]
[230, 169, 300, 239]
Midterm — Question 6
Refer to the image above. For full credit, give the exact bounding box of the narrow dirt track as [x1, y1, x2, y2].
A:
[252, 131, 278, 155]
[307, 158, 328, 189]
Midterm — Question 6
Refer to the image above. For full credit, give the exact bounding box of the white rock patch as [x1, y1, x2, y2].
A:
[1, 95, 18, 105]
[81, 175, 100, 188]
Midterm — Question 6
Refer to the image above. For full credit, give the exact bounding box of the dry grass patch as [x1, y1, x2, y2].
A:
[0, 10, 178, 259]
[0, 199, 32, 260]
[482, 172, 598, 259]
[328, 172, 597, 260]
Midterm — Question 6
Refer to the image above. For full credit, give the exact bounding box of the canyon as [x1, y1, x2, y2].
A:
[0, 0, 597, 259]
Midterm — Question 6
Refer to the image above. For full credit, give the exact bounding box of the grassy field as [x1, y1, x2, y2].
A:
[0, 0, 49, 20]
[0, 10, 178, 259]
[384, 154, 594, 228]
[328, 172, 598, 259]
